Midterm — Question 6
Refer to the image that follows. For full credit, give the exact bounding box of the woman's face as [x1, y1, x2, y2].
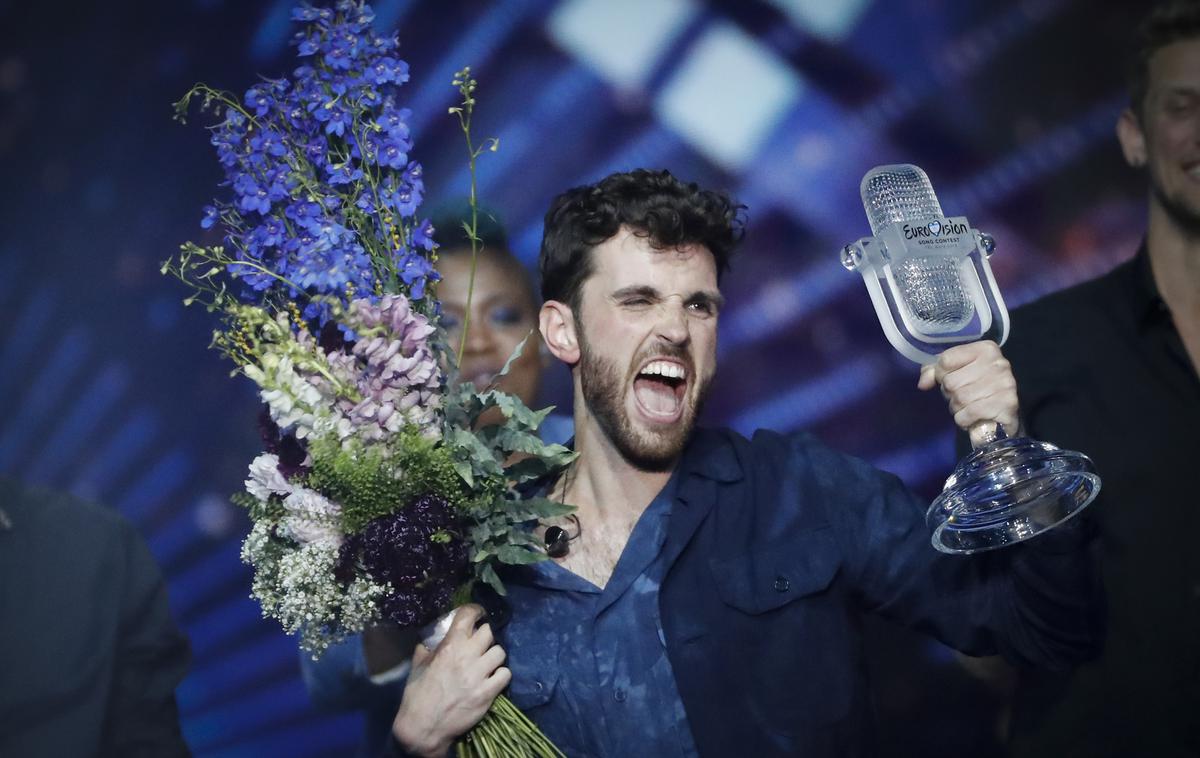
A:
[436, 249, 543, 407]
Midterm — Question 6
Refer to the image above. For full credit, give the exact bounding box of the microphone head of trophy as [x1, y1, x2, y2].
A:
[841, 163, 1099, 555]
[842, 164, 1008, 364]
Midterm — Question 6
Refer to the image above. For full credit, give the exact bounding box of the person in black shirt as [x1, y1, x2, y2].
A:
[981, 2, 1200, 755]
[0, 478, 192, 757]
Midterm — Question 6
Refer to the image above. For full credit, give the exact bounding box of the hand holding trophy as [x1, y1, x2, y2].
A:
[841, 164, 1100, 554]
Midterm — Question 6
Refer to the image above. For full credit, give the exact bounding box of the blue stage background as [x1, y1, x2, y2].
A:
[0, 0, 1145, 755]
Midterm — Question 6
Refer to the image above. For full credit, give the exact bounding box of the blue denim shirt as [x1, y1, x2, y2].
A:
[499, 472, 698, 757]
[331, 425, 1101, 757]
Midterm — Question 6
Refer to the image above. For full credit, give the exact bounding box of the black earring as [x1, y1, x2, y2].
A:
[544, 515, 581, 558]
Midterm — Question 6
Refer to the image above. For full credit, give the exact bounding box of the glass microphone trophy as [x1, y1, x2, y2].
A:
[841, 164, 1100, 554]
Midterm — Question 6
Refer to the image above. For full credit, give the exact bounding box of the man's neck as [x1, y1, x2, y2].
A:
[1147, 202, 1200, 313]
[544, 399, 679, 589]
[567, 411, 676, 522]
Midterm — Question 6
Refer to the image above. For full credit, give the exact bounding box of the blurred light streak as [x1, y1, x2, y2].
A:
[942, 93, 1127, 216]
[0, 328, 89, 472]
[194, 712, 363, 758]
[172, 541, 250, 619]
[184, 595, 266, 663]
[115, 448, 193, 525]
[149, 505, 206, 569]
[655, 21, 803, 170]
[547, 0, 698, 92]
[180, 634, 301, 714]
[854, 0, 1071, 131]
[0, 286, 54, 400]
[406, 0, 554, 140]
[26, 362, 128, 484]
[869, 429, 954, 486]
[70, 408, 159, 497]
[765, 0, 873, 42]
[719, 257, 847, 355]
[730, 354, 890, 435]
[182, 679, 322, 751]
[512, 125, 685, 264]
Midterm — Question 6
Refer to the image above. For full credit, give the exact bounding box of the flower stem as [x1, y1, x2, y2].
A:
[451, 68, 487, 369]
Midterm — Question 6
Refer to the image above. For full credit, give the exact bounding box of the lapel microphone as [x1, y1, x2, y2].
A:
[544, 514, 581, 558]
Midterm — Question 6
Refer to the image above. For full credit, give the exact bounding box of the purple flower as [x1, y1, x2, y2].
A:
[186, 1, 432, 311]
[325, 161, 363, 185]
[258, 407, 311, 478]
[200, 204, 219, 229]
[252, 215, 286, 248]
[367, 57, 409, 86]
[412, 218, 435, 251]
[323, 105, 353, 136]
[337, 494, 470, 628]
[233, 173, 272, 215]
[250, 128, 288, 158]
[376, 136, 408, 170]
[295, 31, 322, 57]
[245, 85, 274, 117]
[291, 4, 333, 23]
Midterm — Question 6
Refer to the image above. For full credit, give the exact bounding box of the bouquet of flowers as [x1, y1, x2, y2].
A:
[163, 2, 573, 755]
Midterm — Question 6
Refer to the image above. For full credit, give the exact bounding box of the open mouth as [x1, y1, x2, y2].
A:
[632, 359, 688, 423]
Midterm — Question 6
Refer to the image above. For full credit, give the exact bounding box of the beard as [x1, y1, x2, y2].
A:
[577, 325, 710, 472]
[1151, 169, 1200, 239]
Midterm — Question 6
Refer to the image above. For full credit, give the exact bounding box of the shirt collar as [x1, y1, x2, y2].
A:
[675, 427, 744, 484]
[1131, 241, 1172, 328]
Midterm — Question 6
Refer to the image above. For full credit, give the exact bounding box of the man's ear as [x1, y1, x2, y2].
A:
[1117, 107, 1148, 168]
[539, 300, 580, 365]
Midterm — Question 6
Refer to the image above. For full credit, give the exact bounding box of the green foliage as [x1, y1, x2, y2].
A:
[305, 428, 470, 533]
[232, 490, 286, 522]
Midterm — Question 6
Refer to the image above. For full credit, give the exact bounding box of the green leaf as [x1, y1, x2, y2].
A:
[452, 459, 474, 488]
[495, 333, 530, 378]
[503, 445, 577, 484]
[506, 496, 575, 522]
[495, 544, 544, 565]
[479, 562, 505, 596]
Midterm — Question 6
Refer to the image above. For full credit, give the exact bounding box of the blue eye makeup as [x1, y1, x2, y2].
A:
[489, 304, 526, 327]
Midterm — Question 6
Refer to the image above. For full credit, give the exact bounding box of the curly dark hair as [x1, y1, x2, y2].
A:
[538, 169, 745, 312]
[1130, 0, 1200, 118]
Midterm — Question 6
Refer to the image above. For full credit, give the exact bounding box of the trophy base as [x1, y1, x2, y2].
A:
[926, 436, 1100, 555]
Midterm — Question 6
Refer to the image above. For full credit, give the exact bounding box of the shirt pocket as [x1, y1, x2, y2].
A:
[706, 527, 854, 727]
[709, 526, 840, 614]
[502, 627, 559, 712]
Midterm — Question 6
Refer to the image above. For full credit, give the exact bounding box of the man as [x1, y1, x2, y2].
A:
[975, 2, 1200, 755]
[0, 477, 192, 757]
[390, 169, 1102, 757]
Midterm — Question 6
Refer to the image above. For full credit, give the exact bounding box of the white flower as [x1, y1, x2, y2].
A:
[245, 453, 294, 502]
[279, 487, 343, 548]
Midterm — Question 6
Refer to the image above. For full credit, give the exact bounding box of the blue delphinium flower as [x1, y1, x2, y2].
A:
[200, 204, 219, 229]
[191, 1, 434, 321]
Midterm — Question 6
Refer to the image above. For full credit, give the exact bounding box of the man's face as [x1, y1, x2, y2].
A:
[1134, 37, 1200, 232]
[573, 227, 721, 471]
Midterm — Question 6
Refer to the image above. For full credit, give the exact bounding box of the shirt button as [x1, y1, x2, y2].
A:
[534, 680, 544, 692]
[613, 688, 627, 703]
[773, 575, 790, 593]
